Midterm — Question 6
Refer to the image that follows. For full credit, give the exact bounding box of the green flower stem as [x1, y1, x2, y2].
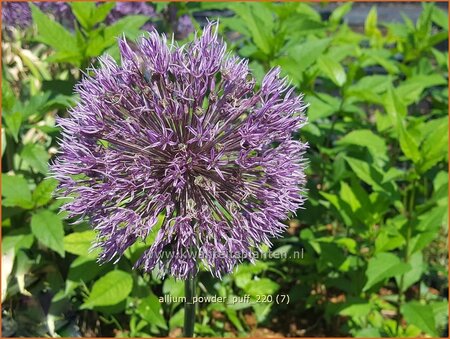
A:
[184, 277, 196, 337]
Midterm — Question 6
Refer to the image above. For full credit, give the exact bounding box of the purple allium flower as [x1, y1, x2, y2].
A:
[2, 2, 73, 30]
[37, 2, 74, 24]
[175, 14, 194, 40]
[2, 2, 32, 29]
[106, 2, 156, 31]
[51, 23, 308, 279]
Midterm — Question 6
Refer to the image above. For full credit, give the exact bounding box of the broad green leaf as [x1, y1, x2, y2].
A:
[92, 3, 115, 25]
[163, 278, 184, 300]
[3, 111, 22, 142]
[347, 75, 390, 104]
[2, 174, 33, 209]
[416, 205, 447, 232]
[81, 270, 133, 309]
[354, 328, 381, 337]
[32, 178, 58, 207]
[398, 123, 421, 163]
[319, 192, 353, 226]
[396, 252, 424, 292]
[2, 233, 34, 252]
[30, 4, 79, 53]
[382, 167, 405, 184]
[401, 302, 438, 337]
[70, 2, 96, 29]
[339, 302, 371, 318]
[137, 293, 168, 330]
[64, 230, 98, 257]
[409, 231, 438, 254]
[306, 93, 340, 122]
[345, 157, 382, 190]
[245, 278, 280, 296]
[20, 144, 49, 174]
[86, 15, 148, 57]
[363, 252, 411, 291]
[397, 75, 447, 105]
[375, 230, 405, 253]
[364, 7, 378, 36]
[418, 117, 448, 173]
[31, 210, 65, 257]
[231, 3, 274, 55]
[340, 182, 361, 212]
[317, 56, 347, 87]
[225, 308, 245, 332]
[431, 5, 448, 30]
[384, 84, 407, 126]
[277, 38, 330, 76]
[336, 129, 387, 160]
[329, 3, 352, 24]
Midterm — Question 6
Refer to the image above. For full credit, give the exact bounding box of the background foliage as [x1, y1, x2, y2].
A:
[2, 2, 448, 337]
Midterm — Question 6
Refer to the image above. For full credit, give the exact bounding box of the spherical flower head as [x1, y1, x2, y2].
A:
[106, 2, 156, 31]
[51, 23, 308, 280]
[2, 2, 74, 31]
[37, 2, 74, 24]
[175, 14, 194, 40]
[2, 2, 32, 29]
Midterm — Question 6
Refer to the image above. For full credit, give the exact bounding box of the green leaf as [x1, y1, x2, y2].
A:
[277, 38, 331, 76]
[92, 3, 115, 25]
[306, 93, 340, 122]
[317, 56, 347, 87]
[409, 231, 438, 254]
[64, 230, 98, 257]
[86, 15, 148, 57]
[2, 233, 34, 252]
[231, 3, 274, 55]
[419, 117, 448, 173]
[70, 2, 96, 29]
[137, 293, 168, 330]
[396, 252, 424, 292]
[431, 5, 448, 30]
[32, 178, 58, 207]
[345, 157, 382, 190]
[363, 252, 411, 291]
[245, 278, 280, 296]
[1, 174, 33, 209]
[3, 110, 22, 142]
[398, 123, 421, 163]
[81, 270, 133, 309]
[20, 144, 49, 174]
[30, 4, 79, 53]
[329, 3, 352, 24]
[31, 210, 65, 257]
[347, 75, 390, 104]
[384, 84, 407, 126]
[401, 302, 438, 337]
[339, 182, 361, 213]
[397, 75, 447, 105]
[364, 7, 379, 36]
[225, 308, 245, 332]
[336, 129, 387, 160]
[339, 302, 371, 318]
[375, 230, 405, 253]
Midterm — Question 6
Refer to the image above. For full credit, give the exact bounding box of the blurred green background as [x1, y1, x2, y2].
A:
[1, 2, 448, 337]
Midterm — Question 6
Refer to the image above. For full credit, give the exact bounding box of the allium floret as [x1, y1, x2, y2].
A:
[52, 23, 308, 279]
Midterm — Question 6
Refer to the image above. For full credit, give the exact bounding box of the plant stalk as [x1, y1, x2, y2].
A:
[184, 277, 196, 337]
